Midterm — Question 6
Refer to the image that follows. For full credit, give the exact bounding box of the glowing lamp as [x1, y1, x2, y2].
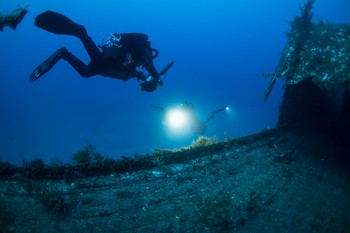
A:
[164, 107, 192, 135]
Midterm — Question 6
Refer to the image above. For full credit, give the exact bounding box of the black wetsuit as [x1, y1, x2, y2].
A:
[61, 31, 159, 80]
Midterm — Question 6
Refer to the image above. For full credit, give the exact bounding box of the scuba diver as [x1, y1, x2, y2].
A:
[29, 11, 174, 92]
[151, 102, 228, 135]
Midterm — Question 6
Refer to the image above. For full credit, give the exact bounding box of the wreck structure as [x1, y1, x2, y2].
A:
[265, 0, 350, 134]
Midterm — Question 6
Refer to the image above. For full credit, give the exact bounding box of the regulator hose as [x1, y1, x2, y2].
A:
[151, 48, 159, 59]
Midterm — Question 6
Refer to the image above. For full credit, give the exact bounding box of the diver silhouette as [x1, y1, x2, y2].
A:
[29, 11, 174, 92]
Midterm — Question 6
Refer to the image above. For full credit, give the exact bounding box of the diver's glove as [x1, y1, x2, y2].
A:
[140, 76, 162, 92]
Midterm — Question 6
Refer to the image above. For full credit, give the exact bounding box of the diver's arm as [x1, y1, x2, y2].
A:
[150, 105, 165, 112]
[144, 56, 159, 78]
[204, 106, 227, 125]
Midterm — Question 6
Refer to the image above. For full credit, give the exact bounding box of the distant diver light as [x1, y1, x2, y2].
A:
[164, 107, 191, 133]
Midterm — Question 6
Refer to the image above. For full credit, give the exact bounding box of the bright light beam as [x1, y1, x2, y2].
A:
[164, 107, 192, 135]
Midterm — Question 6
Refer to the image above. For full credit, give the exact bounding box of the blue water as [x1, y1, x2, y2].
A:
[1, 0, 349, 164]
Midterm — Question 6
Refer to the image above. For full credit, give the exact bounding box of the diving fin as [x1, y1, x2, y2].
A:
[34, 11, 86, 37]
[159, 61, 174, 77]
[29, 47, 67, 82]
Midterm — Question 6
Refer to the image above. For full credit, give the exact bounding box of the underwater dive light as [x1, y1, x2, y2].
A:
[152, 103, 230, 137]
[164, 106, 192, 134]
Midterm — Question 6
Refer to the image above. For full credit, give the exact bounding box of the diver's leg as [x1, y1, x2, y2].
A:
[78, 33, 103, 61]
[29, 47, 97, 82]
[61, 49, 98, 78]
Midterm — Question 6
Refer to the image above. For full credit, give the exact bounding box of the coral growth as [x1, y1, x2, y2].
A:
[0, 6, 28, 31]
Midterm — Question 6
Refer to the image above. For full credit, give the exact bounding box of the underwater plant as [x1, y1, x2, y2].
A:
[30, 182, 69, 217]
[190, 136, 219, 148]
[22, 158, 46, 179]
[72, 141, 104, 165]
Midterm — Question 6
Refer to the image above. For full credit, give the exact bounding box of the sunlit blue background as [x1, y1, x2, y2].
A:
[1, 0, 350, 164]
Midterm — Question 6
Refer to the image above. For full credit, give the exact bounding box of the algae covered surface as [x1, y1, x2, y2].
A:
[1, 128, 349, 232]
[276, 23, 350, 89]
[265, 0, 350, 99]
